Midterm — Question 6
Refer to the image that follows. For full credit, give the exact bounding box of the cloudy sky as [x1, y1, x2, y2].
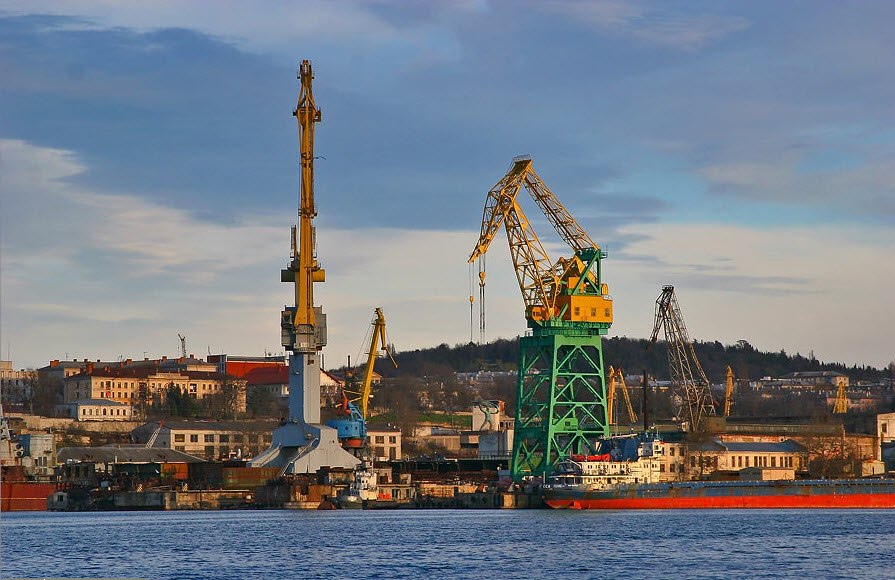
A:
[1, 1, 893, 373]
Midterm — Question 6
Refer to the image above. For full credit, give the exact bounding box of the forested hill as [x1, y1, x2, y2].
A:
[374, 337, 890, 384]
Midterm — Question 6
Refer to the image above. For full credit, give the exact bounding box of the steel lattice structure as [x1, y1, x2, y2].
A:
[650, 285, 716, 431]
[469, 157, 613, 480]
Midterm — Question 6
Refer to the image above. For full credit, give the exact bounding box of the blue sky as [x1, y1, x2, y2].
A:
[1, 1, 893, 372]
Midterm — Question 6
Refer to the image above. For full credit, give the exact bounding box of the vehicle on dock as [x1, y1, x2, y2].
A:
[542, 433, 895, 509]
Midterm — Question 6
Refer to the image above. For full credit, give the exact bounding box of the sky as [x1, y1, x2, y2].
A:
[1, 1, 894, 373]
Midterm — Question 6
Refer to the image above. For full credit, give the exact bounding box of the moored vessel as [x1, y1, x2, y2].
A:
[543, 433, 895, 509]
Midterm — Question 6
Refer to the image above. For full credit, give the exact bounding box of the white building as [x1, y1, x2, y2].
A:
[59, 399, 134, 421]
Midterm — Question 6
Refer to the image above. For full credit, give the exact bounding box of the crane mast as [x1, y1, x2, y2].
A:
[650, 285, 716, 431]
[469, 156, 613, 481]
[283, 59, 326, 354]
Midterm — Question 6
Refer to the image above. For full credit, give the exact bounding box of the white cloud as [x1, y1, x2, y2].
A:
[539, 0, 749, 49]
[4, 139, 893, 373]
[610, 222, 895, 368]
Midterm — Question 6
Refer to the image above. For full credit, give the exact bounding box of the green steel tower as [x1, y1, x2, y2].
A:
[469, 157, 613, 481]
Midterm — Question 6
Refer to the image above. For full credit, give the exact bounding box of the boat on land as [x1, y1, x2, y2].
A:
[542, 434, 895, 509]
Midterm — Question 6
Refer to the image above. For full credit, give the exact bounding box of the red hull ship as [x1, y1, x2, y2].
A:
[544, 479, 895, 510]
[543, 434, 895, 510]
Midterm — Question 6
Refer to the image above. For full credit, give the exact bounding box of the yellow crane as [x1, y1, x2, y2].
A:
[469, 156, 612, 327]
[607, 367, 638, 425]
[328, 308, 397, 449]
[833, 381, 848, 414]
[724, 366, 735, 417]
[468, 156, 614, 479]
[282, 59, 326, 354]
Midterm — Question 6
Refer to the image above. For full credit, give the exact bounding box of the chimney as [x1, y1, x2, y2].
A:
[50, 360, 60, 367]
[125, 359, 132, 365]
[161, 356, 167, 362]
[86, 362, 95, 374]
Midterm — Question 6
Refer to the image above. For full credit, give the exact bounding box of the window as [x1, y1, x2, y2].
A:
[389, 436, 397, 444]
[771, 456, 776, 467]
[375, 436, 385, 444]
[205, 434, 214, 443]
[669, 464, 675, 473]
[190, 434, 199, 443]
[175, 446, 185, 452]
[235, 434, 244, 443]
[174, 434, 185, 443]
[219, 434, 229, 443]
[669, 447, 675, 457]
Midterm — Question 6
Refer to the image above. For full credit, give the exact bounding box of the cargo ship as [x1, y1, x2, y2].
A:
[1, 412, 60, 511]
[542, 434, 895, 509]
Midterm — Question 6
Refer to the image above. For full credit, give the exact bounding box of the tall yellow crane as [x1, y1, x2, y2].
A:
[607, 367, 638, 425]
[724, 366, 735, 417]
[468, 156, 613, 480]
[282, 59, 326, 354]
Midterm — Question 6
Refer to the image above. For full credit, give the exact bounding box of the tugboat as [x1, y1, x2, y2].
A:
[337, 460, 379, 509]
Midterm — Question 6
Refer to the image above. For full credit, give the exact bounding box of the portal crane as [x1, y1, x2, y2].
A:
[469, 156, 613, 480]
[833, 381, 848, 414]
[649, 285, 716, 431]
[607, 367, 638, 425]
[328, 308, 397, 449]
[249, 59, 359, 474]
[724, 366, 735, 417]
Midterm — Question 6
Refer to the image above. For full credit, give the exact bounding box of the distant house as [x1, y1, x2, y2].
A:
[58, 399, 134, 421]
[132, 420, 275, 461]
[781, 371, 849, 388]
[366, 423, 402, 461]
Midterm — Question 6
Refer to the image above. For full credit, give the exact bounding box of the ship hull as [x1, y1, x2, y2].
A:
[1, 482, 58, 511]
[545, 479, 895, 510]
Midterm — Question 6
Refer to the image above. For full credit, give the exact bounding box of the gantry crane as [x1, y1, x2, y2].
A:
[724, 366, 735, 417]
[328, 308, 397, 449]
[649, 285, 716, 431]
[469, 156, 613, 480]
[607, 367, 638, 425]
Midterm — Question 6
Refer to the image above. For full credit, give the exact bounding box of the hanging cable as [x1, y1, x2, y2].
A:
[468, 263, 475, 344]
[478, 255, 486, 344]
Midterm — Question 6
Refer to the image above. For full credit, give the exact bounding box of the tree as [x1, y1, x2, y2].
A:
[30, 375, 62, 416]
[202, 376, 244, 421]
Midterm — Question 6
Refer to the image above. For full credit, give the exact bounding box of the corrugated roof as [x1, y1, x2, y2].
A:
[58, 445, 205, 464]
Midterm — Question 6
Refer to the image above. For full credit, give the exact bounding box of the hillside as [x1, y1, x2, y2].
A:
[374, 336, 891, 384]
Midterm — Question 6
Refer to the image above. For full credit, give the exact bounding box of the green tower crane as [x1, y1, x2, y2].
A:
[469, 156, 613, 481]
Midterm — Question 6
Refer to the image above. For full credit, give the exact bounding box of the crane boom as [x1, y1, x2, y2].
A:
[650, 285, 716, 431]
[354, 308, 397, 420]
[469, 157, 611, 327]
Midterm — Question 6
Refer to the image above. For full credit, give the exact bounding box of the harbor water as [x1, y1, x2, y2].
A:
[2, 509, 893, 579]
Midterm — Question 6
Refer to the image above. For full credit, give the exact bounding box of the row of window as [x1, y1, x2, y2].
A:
[81, 407, 129, 416]
[172, 433, 270, 444]
[373, 435, 398, 444]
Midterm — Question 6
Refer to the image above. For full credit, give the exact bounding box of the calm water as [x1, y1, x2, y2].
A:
[2, 509, 893, 579]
